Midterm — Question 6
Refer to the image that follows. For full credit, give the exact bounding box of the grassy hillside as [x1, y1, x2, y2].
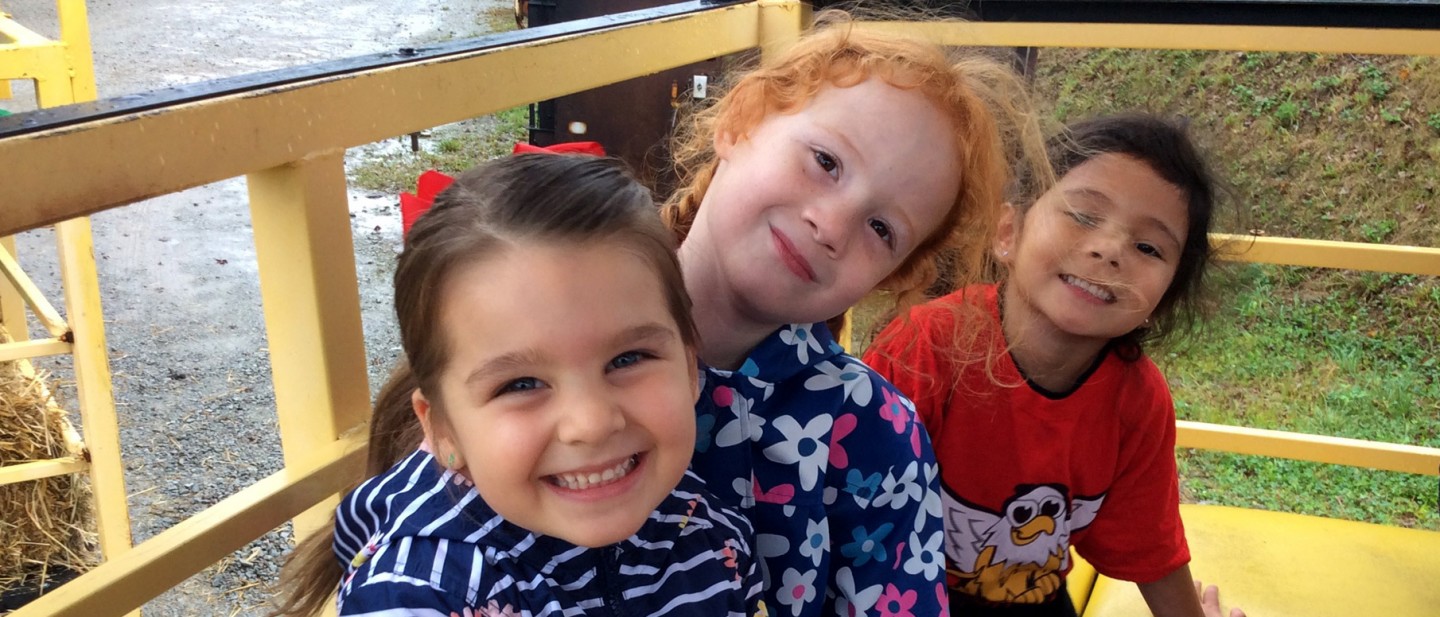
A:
[1031, 50, 1439, 529]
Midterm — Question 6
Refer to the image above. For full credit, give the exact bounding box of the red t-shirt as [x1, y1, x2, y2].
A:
[863, 284, 1189, 604]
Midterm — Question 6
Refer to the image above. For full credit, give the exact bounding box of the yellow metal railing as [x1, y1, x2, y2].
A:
[0, 1, 1435, 614]
[1, 0, 136, 603]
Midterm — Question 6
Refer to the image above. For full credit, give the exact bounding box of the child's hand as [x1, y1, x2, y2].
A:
[1195, 579, 1246, 617]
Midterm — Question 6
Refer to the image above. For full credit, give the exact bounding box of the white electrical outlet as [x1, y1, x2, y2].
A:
[693, 75, 708, 99]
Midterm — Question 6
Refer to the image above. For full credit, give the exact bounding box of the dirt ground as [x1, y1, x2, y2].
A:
[4, 0, 505, 614]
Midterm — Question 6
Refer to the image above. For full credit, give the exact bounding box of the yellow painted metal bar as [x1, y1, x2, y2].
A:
[857, 20, 1440, 56]
[1213, 233, 1440, 276]
[56, 0, 96, 102]
[54, 217, 133, 562]
[247, 151, 371, 539]
[0, 235, 27, 342]
[1177, 421, 1440, 476]
[1, 77, 11, 99]
[0, 456, 87, 486]
[0, 238, 71, 337]
[9, 433, 367, 617]
[757, 0, 811, 61]
[0, 15, 51, 46]
[0, 336, 72, 361]
[0, 3, 762, 236]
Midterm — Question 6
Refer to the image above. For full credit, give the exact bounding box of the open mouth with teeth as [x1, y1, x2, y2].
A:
[547, 453, 642, 491]
[1061, 274, 1116, 303]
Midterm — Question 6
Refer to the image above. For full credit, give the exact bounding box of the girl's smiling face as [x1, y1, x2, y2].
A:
[684, 77, 962, 328]
[415, 240, 698, 548]
[997, 153, 1189, 344]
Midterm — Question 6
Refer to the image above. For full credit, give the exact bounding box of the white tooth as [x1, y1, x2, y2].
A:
[588, 472, 602, 485]
[602, 468, 616, 481]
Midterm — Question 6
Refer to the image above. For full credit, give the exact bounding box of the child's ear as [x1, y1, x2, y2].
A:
[713, 127, 738, 159]
[413, 389, 463, 470]
[994, 202, 1019, 263]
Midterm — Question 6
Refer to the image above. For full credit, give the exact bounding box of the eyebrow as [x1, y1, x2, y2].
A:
[1063, 188, 1184, 249]
[462, 323, 678, 386]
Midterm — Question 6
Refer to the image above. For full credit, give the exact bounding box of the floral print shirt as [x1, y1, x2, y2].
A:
[335, 449, 766, 616]
[689, 322, 949, 617]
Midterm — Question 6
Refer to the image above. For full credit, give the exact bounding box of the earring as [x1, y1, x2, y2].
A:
[1001, 250, 1009, 257]
[446, 452, 457, 469]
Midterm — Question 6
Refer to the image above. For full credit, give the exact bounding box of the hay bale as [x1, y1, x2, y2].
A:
[0, 356, 99, 601]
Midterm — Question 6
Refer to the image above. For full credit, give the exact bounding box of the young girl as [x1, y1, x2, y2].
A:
[272, 154, 763, 615]
[863, 114, 1245, 617]
[664, 11, 1050, 617]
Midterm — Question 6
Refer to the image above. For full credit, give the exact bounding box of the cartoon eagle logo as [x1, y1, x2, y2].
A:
[943, 484, 1103, 604]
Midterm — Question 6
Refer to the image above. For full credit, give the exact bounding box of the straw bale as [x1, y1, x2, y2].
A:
[0, 356, 99, 597]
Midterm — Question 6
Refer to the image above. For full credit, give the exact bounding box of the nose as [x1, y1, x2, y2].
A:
[1086, 231, 1125, 268]
[556, 385, 626, 444]
[802, 199, 857, 257]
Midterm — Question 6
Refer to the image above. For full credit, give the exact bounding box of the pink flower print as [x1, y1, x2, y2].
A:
[778, 568, 818, 615]
[448, 608, 474, 617]
[879, 389, 910, 434]
[713, 385, 735, 407]
[876, 584, 917, 617]
[753, 479, 795, 505]
[829, 413, 857, 468]
[936, 582, 949, 614]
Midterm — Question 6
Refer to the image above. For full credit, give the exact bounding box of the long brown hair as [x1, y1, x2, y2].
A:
[662, 9, 1053, 329]
[269, 154, 697, 616]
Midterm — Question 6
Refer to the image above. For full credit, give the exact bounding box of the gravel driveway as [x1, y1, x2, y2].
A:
[5, 1, 504, 613]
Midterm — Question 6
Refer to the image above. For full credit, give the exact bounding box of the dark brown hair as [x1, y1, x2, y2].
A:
[270, 154, 696, 616]
[1014, 113, 1221, 357]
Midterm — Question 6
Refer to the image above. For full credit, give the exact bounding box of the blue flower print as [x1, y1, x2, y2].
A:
[841, 523, 894, 568]
[695, 414, 716, 453]
[803, 361, 873, 407]
[779, 324, 825, 365]
[762, 415, 832, 491]
[844, 469, 883, 508]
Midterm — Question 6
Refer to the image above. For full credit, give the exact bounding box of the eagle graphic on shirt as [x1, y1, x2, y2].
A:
[943, 484, 1104, 604]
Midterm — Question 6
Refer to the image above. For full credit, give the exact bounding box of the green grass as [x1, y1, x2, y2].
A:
[349, 106, 529, 193]
[1031, 49, 1440, 530]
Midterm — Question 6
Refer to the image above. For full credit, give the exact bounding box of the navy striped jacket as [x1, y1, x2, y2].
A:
[334, 449, 766, 616]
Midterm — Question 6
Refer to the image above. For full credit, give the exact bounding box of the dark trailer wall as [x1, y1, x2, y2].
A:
[524, 0, 727, 193]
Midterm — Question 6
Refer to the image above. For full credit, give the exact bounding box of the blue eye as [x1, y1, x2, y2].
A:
[496, 377, 542, 396]
[812, 149, 839, 178]
[608, 350, 653, 371]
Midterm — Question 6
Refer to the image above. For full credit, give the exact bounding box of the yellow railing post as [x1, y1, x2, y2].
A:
[53, 217, 134, 564]
[1, 236, 27, 343]
[247, 151, 370, 541]
[55, 0, 96, 102]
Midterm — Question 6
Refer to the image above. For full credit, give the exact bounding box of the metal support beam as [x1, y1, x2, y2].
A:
[247, 151, 371, 539]
[1177, 421, 1440, 477]
[1213, 234, 1440, 276]
[54, 216, 133, 563]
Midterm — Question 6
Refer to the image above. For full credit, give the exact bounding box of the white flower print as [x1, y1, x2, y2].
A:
[872, 462, 921, 511]
[714, 388, 764, 448]
[915, 462, 942, 530]
[835, 567, 883, 617]
[903, 530, 946, 580]
[778, 567, 818, 616]
[797, 518, 828, 567]
[763, 415, 832, 491]
[748, 376, 776, 401]
[757, 533, 792, 594]
[779, 324, 825, 365]
[803, 361, 873, 407]
[733, 476, 756, 508]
